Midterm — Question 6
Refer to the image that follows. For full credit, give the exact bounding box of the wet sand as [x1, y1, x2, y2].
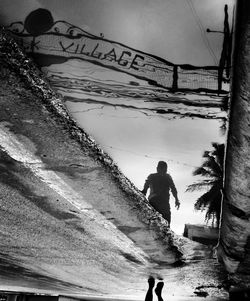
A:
[0, 29, 229, 300]
[42, 60, 226, 234]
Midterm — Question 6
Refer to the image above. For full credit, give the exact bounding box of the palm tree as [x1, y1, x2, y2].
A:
[186, 143, 225, 228]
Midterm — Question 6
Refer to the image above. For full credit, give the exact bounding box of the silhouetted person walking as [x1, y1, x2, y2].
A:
[142, 161, 180, 226]
[145, 277, 165, 301]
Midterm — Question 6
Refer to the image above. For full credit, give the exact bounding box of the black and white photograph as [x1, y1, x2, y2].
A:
[0, 1, 249, 300]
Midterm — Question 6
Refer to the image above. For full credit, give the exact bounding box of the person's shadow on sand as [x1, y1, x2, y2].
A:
[145, 277, 164, 301]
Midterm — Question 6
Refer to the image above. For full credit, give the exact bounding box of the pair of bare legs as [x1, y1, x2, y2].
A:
[145, 277, 164, 301]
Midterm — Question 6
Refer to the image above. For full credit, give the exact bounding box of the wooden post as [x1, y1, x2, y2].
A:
[172, 65, 178, 91]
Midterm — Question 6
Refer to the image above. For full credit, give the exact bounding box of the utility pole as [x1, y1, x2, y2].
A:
[207, 5, 232, 92]
[218, 4, 230, 92]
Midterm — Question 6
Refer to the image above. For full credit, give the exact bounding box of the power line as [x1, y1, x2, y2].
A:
[190, 0, 219, 65]
[187, 0, 217, 64]
[102, 143, 197, 168]
[185, 0, 218, 65]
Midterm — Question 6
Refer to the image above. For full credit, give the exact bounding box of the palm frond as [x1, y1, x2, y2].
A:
[194, 185, 222, 227]
[202, 156, 222, 177]
[188, 142, 225, 227]
[192, 166, 215, 177]
[194, 185, 221, 209]
[211, 143, 225, 169]
[186, 179, 220, 192]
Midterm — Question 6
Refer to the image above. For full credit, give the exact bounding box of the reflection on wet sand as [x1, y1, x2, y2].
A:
[0, 27, 231, 301]
[41, 60, 227, 234]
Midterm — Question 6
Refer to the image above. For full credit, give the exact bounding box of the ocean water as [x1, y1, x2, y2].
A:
[42, 59, 227, 234]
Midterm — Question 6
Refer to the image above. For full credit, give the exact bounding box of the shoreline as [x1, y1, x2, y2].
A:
[0, 27, 184, 259]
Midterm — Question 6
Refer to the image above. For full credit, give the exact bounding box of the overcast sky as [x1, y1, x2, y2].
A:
[0, 0, 235, 65]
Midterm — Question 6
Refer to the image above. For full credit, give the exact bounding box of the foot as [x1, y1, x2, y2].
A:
[148, 276, 155, 289]
[155, 282, 164, 296]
